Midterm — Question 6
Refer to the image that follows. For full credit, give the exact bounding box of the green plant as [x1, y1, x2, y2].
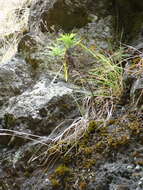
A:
[57, 33, 79, 49]
[55, 164, 71, 177]
[79, 43, 124, 97]
[50, 33, 125, 98]
[50, 45, 65, 57]
[50, 33, 79, 81]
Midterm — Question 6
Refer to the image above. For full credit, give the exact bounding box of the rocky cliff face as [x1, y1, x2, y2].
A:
[0, 0, 143, 189]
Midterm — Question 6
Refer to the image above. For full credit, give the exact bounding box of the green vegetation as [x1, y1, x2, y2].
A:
[0, 2, 143, 189]
[49, 164, 72, 189]
[49, 33, 79, 81]
[80, 43, 124, 97]
[44, 33, 130, 165]
[50, 33, 125, 98]
[57, 33, 79, 49]
[55, 164, 71, 177]
[50, 179, 60, 189]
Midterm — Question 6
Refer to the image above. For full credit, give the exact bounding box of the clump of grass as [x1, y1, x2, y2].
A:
[81, 44, 124, 97]
[50, 33, 125, 99]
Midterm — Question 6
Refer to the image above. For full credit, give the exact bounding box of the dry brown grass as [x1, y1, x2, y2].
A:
[0, 0, 33, 63]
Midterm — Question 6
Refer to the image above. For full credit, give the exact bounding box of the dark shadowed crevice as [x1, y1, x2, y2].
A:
[113, 0, 143, 44]
[40, 1, 89, 32]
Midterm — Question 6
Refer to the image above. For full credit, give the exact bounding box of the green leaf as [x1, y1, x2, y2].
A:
[57, 33, 78, 49]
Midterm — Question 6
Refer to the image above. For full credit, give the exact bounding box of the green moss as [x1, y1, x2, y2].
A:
[128, 121, 141, 134]
[83, 158, 96, 169]
[24, 171, 31, 178]
[48, 144, 61, 155]
[88, 120, 97, 133]
[50, 164, 73, 190]
[49, 114, 142, 186]
[95, 141, 106, 152]
[78, 120, 103, 148]
[106, 119, 116, 126]
[107, 135, 130, 148]
[55, 165, 71, 177]
[80, 146, 94, 156]
[62, 154, 73, 164]
[4, 113, 16, 128]
[51, 179, 60, 189]
[88, 120, 105, 134]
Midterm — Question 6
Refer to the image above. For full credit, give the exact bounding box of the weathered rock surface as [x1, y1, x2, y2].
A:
[0, 58, 85, 148]
[0, 55, 32, 107]
[28, 0, 112, 33]
[0, 0, 143, 190]
[2, 75, 82, 136]
[0, 110, 142, 190]
[28, 0, 88, 32]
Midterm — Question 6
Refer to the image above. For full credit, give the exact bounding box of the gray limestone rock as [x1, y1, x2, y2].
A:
[0, 56, 32, 107]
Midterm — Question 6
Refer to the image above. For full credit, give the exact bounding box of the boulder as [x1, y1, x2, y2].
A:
[28, 0, 112, 33]
[1, 75, 82, 136]
[0, 56, 32, 107]
[0, 52, 85, 145]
